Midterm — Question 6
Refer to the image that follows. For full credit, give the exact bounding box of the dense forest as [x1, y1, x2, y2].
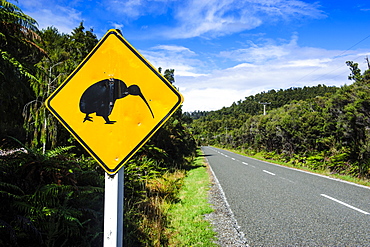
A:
[0, 1, 196, 246]
[191, 61, 370, 179]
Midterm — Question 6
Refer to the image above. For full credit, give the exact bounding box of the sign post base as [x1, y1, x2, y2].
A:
[104, 169, 124, 246]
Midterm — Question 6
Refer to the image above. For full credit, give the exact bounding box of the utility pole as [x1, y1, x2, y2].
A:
[259, 102, 271, 115]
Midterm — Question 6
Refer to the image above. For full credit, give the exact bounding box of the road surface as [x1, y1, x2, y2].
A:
[202, 146, 370, 246]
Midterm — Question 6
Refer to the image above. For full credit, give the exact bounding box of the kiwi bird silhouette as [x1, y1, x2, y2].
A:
[79, 78, 154, 124]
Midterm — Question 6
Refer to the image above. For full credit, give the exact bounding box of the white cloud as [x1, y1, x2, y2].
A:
[174, 36, 370, 112]
[106, 0, 143, 19]
[169, 0, 261, 38]
[284, 58, 333, 68]
[19, 0, 325, 39]
[181, 88, 254, 112]
[105, 0, 175, 19]
[256, 0, 325, 19]
[166, 0, 325, 38]
[218, 34, 347, 66]
[19, 1, 83, 34]
[132, 33, 370, 112]
[140, 45, 208, 77]
[220, 44, 289, 64]
[111, 22, 124, 30]
[151, 45, 196, 54]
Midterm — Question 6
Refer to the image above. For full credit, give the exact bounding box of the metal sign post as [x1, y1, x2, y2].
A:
[104, 169, 124, 246]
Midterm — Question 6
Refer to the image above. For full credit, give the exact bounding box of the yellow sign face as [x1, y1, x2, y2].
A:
[46, 29, 183, 174]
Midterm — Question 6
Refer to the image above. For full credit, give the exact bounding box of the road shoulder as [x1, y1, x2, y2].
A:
[202, 148, 249, 247]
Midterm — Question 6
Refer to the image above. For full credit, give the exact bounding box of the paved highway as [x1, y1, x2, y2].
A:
[202, 146, 370, 246]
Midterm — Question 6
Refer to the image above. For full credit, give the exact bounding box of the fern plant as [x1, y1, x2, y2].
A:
[0, 139, 104, 247]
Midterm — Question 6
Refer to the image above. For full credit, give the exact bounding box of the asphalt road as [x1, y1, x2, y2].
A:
[201, 146, 370, 246]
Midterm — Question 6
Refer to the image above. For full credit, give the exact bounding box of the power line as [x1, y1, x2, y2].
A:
[311, 54, 369, 83]
[334, 34, 370, 58]
[294, 33, 370, 84]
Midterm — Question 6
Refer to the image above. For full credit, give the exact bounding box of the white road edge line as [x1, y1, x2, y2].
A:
[320, 194, 370, 215]
[263, 170, 276, 176]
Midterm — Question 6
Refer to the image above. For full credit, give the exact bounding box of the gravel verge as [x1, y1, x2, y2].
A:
[204, 156, 249, 247]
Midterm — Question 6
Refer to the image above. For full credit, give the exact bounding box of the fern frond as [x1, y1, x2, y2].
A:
[76, 185, 104, 194]
[0, 190, 23, 200]
[45, 146, 75, 158]
[0, 50, 40, 82]
[13, 201, 39, 216]
[0, 181, 25, 195]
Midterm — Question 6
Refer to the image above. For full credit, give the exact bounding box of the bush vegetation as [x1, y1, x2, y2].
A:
[0, 1, 198, 246]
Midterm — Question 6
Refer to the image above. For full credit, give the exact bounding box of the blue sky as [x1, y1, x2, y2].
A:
[17, 0, 370, 112]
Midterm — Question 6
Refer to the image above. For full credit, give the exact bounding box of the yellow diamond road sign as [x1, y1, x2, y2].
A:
[46, 29, 184, 174]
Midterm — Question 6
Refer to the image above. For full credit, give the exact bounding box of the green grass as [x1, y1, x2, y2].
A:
[167, 155, 217, 246]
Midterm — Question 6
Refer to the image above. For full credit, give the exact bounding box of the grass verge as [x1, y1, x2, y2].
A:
[124, 153, 218, 246]
[167, 154, 217, 246]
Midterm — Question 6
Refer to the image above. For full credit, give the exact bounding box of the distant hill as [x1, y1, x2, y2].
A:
[186, 84, 338, 120]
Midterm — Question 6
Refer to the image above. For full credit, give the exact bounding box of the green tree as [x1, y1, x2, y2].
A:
[145, 68, 197, 164]
[23, 24, 98, 151]
[68, 22, 97, 65]
[23, 27, 69, 152]
[346, 61, 363, 82]
[163, 69, 175, 84]
[0, 0, 44, 140]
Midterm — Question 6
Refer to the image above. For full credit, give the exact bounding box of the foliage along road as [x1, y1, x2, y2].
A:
[202, 146, 370, 246]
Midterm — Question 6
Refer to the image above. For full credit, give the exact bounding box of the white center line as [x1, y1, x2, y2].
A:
[280, 177, 295, 183]
[242, 162, 255, 168]
[321, 194, 370, 215]
[263, 170, 276, 176]
[231, 158, 236, 160]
